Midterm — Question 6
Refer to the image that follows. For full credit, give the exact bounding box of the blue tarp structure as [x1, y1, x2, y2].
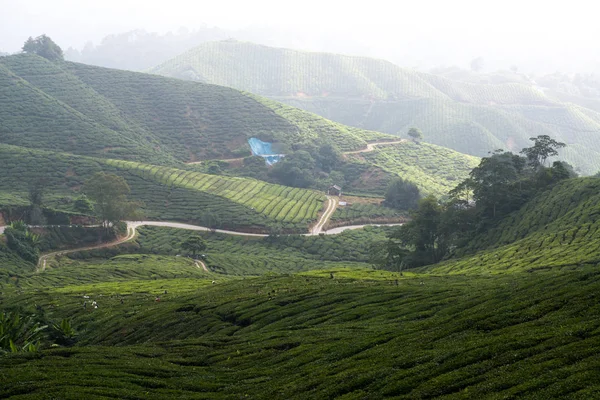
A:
[248, 137, 284, 165]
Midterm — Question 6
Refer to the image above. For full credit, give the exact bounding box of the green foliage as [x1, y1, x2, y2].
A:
[384, 177, 420, 210]
[426, 177, 600, 274]
[0, 311, 47, 353]
[82, 172, 140, 228]
[407, 127, 423, 142]
[520, 134, 567, 168]
[269, 150, 316, 188]
[73, 194, 93, 213]
[4, 223, 40, 264]
[0, 53, 391, 166]
[390, 196, 448, 267]
[354, 141, 479, 197]
[330, 203, 405, 225]
[180, 234, 206, 258]
[108, 158, 326, 231]
[22, 35, 63, 61]
[49, 318, 76, 346]
[2, 270, 600, 397]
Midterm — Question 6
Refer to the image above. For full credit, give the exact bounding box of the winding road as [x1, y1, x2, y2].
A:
[10, 198, 401, 272]
[5, 138, 410, 271]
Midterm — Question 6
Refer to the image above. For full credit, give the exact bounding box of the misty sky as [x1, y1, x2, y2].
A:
[2, 0, 599, 72]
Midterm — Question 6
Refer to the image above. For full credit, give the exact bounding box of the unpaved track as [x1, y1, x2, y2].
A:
[3, 195, 400, 270]
[37, 224, 137, 272]
[311, 196, 338, 234]
[194, 259, 209, 272]
[343, 140, 406, 155]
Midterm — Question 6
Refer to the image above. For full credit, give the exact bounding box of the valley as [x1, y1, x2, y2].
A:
[1, 34, 600, 400]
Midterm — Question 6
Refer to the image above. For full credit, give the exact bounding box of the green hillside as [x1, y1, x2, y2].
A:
[1, 267, 600, 398]
[0, 53, 482, 201]
[0, 53, 387, 163]
[0, 144, 325, 232]
[150, 40, 600, 174]
[424, 177, 600, 274]
[3, 176, 600, 397]
[348, 141, 480, 197]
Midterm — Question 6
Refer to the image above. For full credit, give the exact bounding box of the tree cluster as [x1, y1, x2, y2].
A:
[269, 143, 344, 190]
[22, 35, 64, 61]
[375, 135, 572, 269]
[384, 177, 420, 210]
[82, 173, 141, 231]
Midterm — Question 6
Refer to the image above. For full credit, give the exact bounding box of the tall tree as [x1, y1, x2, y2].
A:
[384, 177, 420, 210]
[391, 195, 447, 266]
[22, 35, 64, 61]
[520, 135, 566, 168]
[181, 235, 207, 258]
[82, 173, 140, 230]
[467, 150, 526, 218]
[407, 127, 424, 143]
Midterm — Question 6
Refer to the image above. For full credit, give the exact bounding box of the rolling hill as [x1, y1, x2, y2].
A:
[0, 53, 392, 164]
[150, 40, 600, 175]
[0, 53, 481, 212]
[423, 177, 600, 274]
[0, 144, 326, 232]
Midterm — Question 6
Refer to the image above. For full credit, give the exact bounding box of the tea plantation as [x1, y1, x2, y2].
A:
[0, 144, 325, 232]
[1, 268, 600, 398]
[2, 48, 600, 399]
[0, 53, 389, 163]
[150, 40, 600, 174]
[423, 177, 600, 275]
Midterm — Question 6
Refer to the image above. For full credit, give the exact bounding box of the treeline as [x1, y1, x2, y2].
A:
[376, 135, 577, 269]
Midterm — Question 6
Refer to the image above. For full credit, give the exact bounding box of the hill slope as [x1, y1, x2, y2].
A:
[1, 268, 600, 398]
[150, 41, 600, 174]
[0, 144, 325, 232]
[424, 177, 600, 274]
[0, 53, 391, 164]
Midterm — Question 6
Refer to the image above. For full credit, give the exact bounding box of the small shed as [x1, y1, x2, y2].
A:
[328, 185, 342, 197]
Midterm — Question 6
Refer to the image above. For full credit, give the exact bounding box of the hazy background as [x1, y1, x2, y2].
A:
[2, 0, 599, 73]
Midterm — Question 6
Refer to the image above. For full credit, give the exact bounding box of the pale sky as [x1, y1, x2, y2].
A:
[2, 0, 599, 72]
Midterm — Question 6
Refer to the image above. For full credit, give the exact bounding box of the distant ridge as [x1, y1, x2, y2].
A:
[150, 40, 600, 174]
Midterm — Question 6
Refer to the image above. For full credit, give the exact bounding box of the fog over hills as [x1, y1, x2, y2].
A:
[2, 0, 599, 75]
[150, 40, 600, 175]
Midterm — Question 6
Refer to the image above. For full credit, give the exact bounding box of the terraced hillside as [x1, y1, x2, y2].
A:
[0, 53, 390, 163]
[1, 267, 600, 398]
[0, 53, 484, 201]
[0, 144, 325, 232]
[150, 40, 600, 174]
[2, 176, 600, 397]
[424, 177, 600, 274]
[347, 141, 480, 197]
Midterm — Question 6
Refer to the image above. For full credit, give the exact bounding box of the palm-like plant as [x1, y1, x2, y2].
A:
[0, 311, 47, 353]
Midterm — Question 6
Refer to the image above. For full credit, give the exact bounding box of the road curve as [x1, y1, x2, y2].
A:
[343, 140, 406, 155]
[37, 223, 137, 272]
[3, 204, 402, 270]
